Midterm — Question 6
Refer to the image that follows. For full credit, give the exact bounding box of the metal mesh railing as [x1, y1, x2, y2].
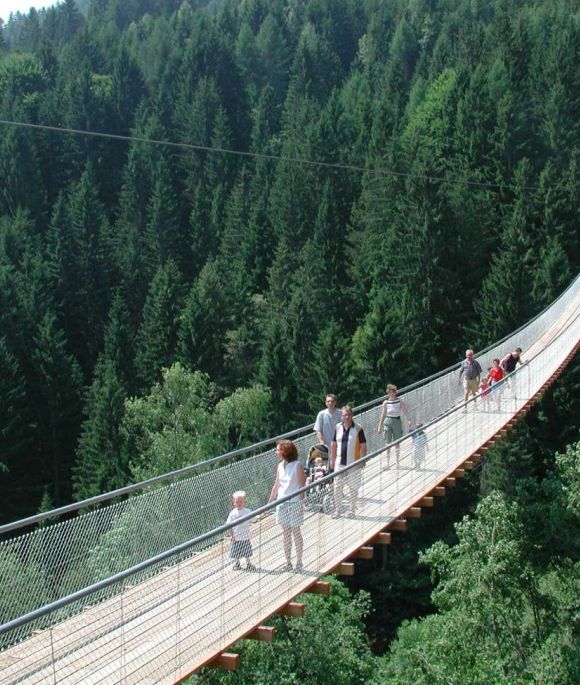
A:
[0, 287, 578, 684]
[0, 275, 579, 658]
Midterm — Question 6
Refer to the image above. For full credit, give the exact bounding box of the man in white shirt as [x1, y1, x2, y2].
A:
[313, 394, 341, 448]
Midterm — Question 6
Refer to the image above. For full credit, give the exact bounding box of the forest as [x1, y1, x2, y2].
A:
[0, 0, 579, 681]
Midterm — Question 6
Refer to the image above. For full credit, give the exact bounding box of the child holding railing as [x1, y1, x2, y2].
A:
[226, 491, 255, 571]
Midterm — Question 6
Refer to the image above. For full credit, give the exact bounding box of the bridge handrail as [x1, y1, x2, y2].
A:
[1, 299, 578, 642]
[2, 273, 578, 536]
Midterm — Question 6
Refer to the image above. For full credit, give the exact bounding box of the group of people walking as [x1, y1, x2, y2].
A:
[225, 345, 526, 572]
[459, 346, 525, 410]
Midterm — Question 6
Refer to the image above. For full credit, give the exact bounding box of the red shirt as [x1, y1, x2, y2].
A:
[489, 368, 504, 382]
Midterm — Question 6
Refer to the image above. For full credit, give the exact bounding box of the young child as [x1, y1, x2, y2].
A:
[306, 456, 327, 485]
[226, 491, 255, 571]
[479, 372, 491, 410]
[411, 422, 428, 467]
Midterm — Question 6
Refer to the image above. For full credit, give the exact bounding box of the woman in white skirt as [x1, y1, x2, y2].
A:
[268, 439, 307, 571]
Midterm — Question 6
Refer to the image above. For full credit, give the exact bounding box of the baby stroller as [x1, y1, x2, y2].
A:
[304, 444, 333, 514]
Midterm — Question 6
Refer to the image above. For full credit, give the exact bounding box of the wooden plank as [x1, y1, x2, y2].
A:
[390, 518, 407, 532]
[333, 562, 355, 576]
[247, 626, 276, 642]
[445, 477, 456, 488]
[208, 653, 239, 671]
[463, 461, 475, 470]
[371, 532, 391, 545]
[419, 496, 434, 507]
[406, 507, 421, 518]
[351, 546, 374, 560]
[277, 602, 305, 617]
[433, 486, 446, 496]
[304, 581, 331, 595]
[453, 468, 465, 478]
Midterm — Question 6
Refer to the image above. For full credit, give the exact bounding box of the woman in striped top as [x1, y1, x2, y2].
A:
[377, 384, 412, 467]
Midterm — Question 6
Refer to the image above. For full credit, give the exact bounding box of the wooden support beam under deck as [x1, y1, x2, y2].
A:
[390, 518, 407, 532]
[208, 653, 240, 671]
[247, 626, 276, 642]
[419, 496, 434, 507]
[277, 602, 305, 617]
[304, 581, 331, 595]
[351, 546, 374, 560]
[333, 562, 355, 576]
[371, 532, 392, 545]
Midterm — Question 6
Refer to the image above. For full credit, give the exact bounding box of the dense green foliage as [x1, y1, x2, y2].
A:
[193, 577, 377, 685]
[1, 0, 578, 521]
[381, 442, 580, 685]
[0, 2, 578, 682]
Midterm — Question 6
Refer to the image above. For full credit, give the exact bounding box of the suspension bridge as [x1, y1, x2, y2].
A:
[1, 276, 579, 685]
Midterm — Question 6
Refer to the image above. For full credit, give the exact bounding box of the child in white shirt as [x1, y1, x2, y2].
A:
[226, 491, 255, 571]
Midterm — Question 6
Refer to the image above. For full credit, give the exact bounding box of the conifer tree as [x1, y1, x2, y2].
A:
[103, 290, 136, 392]
[135, 259, 185, 391]
[474, 161, 537, 343]
[143, 157, 183, 275]
[55, 0, 84, 45]
[48, 165, 111, 373]
[0, 338, 32, 521]
[256, 312, 297, 432]
[302, 319, 350, 411]
[0, 111, 48, 225]
[255, 12, 290, 104]
[73, 357, 129, 501]
[110, 41, 145, 134]
[178, 260, 231, 383]
[30, 311, 83, 506]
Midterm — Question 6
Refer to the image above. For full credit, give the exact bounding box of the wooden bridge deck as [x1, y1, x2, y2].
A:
[1, 290, 578, 685]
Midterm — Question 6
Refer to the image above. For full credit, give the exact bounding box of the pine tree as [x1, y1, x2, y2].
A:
[0, 108, 48, 224]
[255, 12, 290, 105]
[474, 161, 537, 344]
[135, 259, 186, 391]
[73, 357, 129, 501]
[103, 290, 136, 392]
[302, 319, 350, 411]
[390, 17, 418, 83]
[48, 165, 111, 374]
[0, 338, 32, 522]
[532, 234, 572, 309]
[178, 260, 231, 383]
[143, 157, 183, 275]
[30, 311, 83, 506]
[256, 312, 297, 433]
[55, 0, 84, 45]
[110, 41, 145, 135]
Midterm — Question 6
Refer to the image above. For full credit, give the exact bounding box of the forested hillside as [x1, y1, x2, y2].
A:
[0, 0, 578, 525]
[1, 2, 579, 682]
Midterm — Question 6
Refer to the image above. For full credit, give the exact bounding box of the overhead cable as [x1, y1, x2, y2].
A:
[0, 118, 544, 191]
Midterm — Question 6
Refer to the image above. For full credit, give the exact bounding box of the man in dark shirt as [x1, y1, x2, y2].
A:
[458, 349, 483, 409]
[501, 347, 525, 398]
